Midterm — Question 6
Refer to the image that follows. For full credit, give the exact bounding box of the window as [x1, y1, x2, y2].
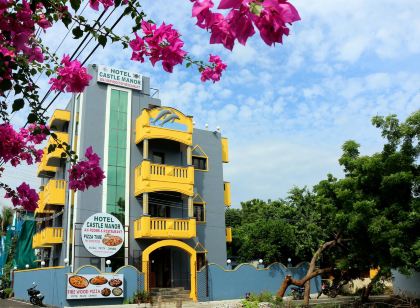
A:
[192, 156, 207, 170]
[152, 152, 165, 164]
[192, 145, 208, 171]
[193, 203, 205, 222]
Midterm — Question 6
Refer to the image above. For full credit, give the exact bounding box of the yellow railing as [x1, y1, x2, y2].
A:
[135, 107, 193, 146]
[134, 216, 196, 239]
[43, 179, 66, 209]
[224, 182, 231, 207]
[37, 148, 57, 177]
[45, 132, 69, 166]
[32, 227, 64, 249]
[221, 137, 229, 163]
[49, 109, 70, 130]
[134, 160, 194, 196]
[226, 227, 232, 243]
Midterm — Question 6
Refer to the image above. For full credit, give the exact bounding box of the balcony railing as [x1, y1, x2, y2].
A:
[43, 179, 66, 210]
[32, 227, 64, 249]
[134, 216, 196, 239]
[136, 107, 193, 146]
[135, 161, 194, 196]
[226, 227, 232, 243]
[45, 132, 69, 166]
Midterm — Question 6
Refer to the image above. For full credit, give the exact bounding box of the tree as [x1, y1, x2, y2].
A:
[0, 206, 14, 235]
[1, 0, 300, 211]
[277, 111, 420, 305]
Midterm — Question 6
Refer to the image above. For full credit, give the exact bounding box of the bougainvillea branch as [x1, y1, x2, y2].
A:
[0, 0, 300, 211]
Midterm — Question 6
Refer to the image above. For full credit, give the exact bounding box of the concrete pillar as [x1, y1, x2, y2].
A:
[143, 139, 149, 160]
[187, 145, 192, 165]
[188, 196, 193, 218]
[143, 192, 149, 215]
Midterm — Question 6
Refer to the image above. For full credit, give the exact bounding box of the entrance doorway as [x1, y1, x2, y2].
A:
[150, 247, 191, 290]
[142, 240, 197, 301]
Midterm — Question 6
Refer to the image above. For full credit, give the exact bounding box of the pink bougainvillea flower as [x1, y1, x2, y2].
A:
[5, 182, 39, 211]
[191, 0, 300, 49]
[129, 32, 146, 62]
[130, 21, 187, 73]
[49, 54, 92, 93]
[0, 123, 47, 166]
[89, 0, 114, 11]
[200, 54, 227, 83]
[68, 146, 105, 191]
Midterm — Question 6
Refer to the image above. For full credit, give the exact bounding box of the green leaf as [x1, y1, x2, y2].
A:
[186, 62, 192, 68]
[27, 113, 37, 123]
[50, 132, 57, 139]
[12, 99, 24, 112]
[48, 144, 56, 154]
[70, 0, 81, 11]
[0, 79, 12, 91]
[98, 35, 107, 47]
[72, 26, 84, 39]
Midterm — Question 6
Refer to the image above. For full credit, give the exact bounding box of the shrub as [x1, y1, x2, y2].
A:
[127, 290, 152, 304]
[4, 288, 13, 298]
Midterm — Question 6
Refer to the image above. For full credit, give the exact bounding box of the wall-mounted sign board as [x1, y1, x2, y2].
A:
[97, 65, 142, 90]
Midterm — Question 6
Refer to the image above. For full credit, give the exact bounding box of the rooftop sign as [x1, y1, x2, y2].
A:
[97, 65, 142, 90]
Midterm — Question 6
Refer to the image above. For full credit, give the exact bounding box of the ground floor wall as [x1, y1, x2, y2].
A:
[392, 270, 420, 298]
[197, 262, 321, 301]
[13, 262, 320, 307]
[13, 265, 144, 307]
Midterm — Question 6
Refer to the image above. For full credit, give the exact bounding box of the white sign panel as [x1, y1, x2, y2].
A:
[67, 274, 124, 299]
[81, 213, 124, 258]
[97, 65, 143, 90]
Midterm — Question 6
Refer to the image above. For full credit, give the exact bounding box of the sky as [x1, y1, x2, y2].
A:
[1, 0, 420, 209]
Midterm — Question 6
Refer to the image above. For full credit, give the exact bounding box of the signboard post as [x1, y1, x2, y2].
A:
[97, 65, 143, 90]
[81, 213, 124, 258]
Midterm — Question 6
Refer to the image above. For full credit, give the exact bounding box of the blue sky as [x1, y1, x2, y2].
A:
[1, 0, 419, 209]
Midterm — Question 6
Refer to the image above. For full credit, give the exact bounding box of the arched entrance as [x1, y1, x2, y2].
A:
[142, 240, 197, 301]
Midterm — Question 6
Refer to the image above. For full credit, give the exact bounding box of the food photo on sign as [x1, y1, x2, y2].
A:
[67, 274, 124, 299]
[81, 213, 125, 258]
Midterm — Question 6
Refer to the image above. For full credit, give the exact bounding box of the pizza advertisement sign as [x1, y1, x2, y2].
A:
[81, 213, 124, 258]
[67, 274, 124, 299]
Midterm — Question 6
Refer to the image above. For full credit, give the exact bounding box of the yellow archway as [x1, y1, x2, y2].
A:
[142, 240, 197, 301]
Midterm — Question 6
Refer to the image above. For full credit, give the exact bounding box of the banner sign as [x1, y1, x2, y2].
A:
[81, 213, 124, 258]
[97, 65, 142, 90]
[67, 274, 124, 299]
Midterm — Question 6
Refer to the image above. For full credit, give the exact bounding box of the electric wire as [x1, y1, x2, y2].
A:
[38, 7, 122, 121]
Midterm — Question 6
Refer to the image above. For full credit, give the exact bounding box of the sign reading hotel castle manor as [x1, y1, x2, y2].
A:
[81, 213, 124, 258]
[97, 65, 143, 90]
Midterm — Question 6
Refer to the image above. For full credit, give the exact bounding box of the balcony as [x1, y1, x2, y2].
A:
[32, 227, 64, 249]
[34, 191, 53, 216]
[134, 216, 196, 239]
[135, 161, 194, 196]
[221, 137, 229, 163]
[226, 227, 232, 243]
[136, 107, 193, 146]
[37, 148, 57, 177]
[224, 182, 231, 207]
[45, 132, 69, 166]
[49, 109, 70, 131]
[43, 180, 66, 210]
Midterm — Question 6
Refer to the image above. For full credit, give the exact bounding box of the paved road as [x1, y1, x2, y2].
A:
[0, 299, 33, 308]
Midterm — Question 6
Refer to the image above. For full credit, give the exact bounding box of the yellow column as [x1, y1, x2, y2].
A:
[143, 192, 149, 215]
[187, 145, 192, 165]
[188, 196, 193, 218]
[143, 139, 149, 159]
